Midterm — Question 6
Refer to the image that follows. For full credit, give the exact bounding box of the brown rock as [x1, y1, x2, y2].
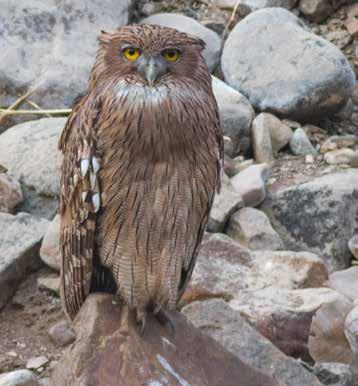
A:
[231, 287, 345, 360]
[309, 295, 353, 364]
[346, 4, 358, 38]
[252, 114, 275, 163]
[226, 207, 284, 251]
[0, 173, 23, 213]
[50, 294, 281, 386]
[328, 267, 358, 301]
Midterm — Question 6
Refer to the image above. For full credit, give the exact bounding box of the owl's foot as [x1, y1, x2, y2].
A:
[153, 305, 175, 336]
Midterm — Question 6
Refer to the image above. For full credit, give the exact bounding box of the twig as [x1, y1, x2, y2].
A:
[25, 98, 52, 117]
[0, 108, 72, 116]
[221, 0, 241, 47]
[0, 89, 35, 125]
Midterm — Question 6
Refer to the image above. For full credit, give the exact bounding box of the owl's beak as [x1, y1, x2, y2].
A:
[142, 57, 163, 86]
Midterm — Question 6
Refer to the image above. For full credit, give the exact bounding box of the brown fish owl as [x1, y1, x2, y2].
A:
[59, 24, 223, 330]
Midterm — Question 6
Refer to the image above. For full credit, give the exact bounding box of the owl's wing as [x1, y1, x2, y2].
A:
[58, 98, 102, 320]
[178, 112, 223, 299]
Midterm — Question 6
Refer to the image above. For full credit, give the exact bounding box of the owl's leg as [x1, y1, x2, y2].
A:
[153, 304, 175, 335]
[136, 308, 147, 336]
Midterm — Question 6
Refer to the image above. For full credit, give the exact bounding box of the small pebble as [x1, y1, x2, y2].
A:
[26, 356, 49, 371]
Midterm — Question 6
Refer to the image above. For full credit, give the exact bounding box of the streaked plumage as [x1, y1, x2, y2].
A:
[59, 24, 223, 326]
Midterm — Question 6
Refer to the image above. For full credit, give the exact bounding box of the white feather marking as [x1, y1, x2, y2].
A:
[92, 193, 100, 213]
[90, 173, 96, 190]
[81, 159, 90, 178]
[82, 191, 88, 202]
[92, 157, 100, 174]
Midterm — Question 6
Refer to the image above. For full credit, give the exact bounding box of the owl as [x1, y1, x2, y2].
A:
[59, 24, 223, 331]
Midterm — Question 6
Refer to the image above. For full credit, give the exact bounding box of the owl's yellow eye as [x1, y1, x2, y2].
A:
[122, 47, 141, 61]
[162, 49, 180, 62]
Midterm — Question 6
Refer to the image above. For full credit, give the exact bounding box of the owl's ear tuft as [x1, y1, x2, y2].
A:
[98, 30, 113, 45]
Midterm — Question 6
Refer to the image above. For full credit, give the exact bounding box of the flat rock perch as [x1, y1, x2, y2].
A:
[50, 294, 281, 386]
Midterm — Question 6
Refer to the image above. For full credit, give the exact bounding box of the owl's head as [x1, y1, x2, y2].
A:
[90, 24, 207, 88]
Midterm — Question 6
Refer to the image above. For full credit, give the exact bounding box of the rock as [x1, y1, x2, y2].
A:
[328, 267, 358, 301]
[345, 306, 358, 355]
[324, 31, 352, 50]
[50, 294, 280, 386]
[26, 357, 49, 371]
[231, 163, 270, 207]
[261, 170, 358, 271]
[0, 0, 131, 119]
[183, 233, 327, 308]
[39, 215, 60, 271]
[182, 299, 323, 386]
[216, 0, 297, 13]
[324, 149, 356, 165]
[212, 76, 255, 156]
[0, 118, 64, 197]
[141, 13, 221, 71]
[0, 369, 39, 386]
[289, 128, 317, 156]
[48, 320, 76, 347]
[221, 8, 355, 121]
[313, 362, 353, 386]
[0, 173, 23, 213]
[226, 207, 284, 250]
[265, 113, 294, 154]
[182, 233, 252, 304]
[223, 155, 240, 177]
[250, 250, 328, 289]
[349, 235, 358, 259]
[251, 115, 275, 163]
[37, 275, 60, 296]
[309, 295, 353, 364]
[346, 4, 358, 39]
[320, 135, 357, 153]
[207, 173, 243, 232]
[231, 287, 347, 359]
[299, 0, 346, 22]
[0, 213, 49, 309]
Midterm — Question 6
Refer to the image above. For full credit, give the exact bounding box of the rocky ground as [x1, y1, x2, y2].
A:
[1, 0, 358, 385]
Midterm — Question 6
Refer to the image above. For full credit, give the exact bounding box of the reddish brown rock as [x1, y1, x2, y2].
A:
[309, 295, 353, 364]
[50, 294, 281, 386]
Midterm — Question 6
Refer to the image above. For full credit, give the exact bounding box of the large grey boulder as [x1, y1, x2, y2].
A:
[0, 0, 131, 116]
[214, 0, 297, 13]
[141, 13, 221, 71]
[0, 118, 64, 197]
[212, 76, 255, 156]
[221, 8, 356, 121]
[261, 170, 358, 271]
[0, 212, 49, 309]
[183, 299, 323, 386]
